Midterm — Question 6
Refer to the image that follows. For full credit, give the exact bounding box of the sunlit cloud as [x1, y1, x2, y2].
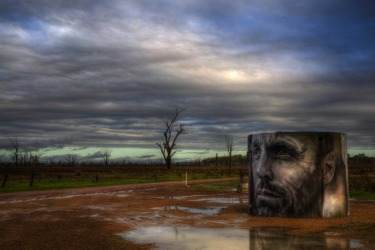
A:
[0, 0, 374, 161]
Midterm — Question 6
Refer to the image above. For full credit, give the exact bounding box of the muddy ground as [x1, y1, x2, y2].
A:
[0, 179, 374, 249]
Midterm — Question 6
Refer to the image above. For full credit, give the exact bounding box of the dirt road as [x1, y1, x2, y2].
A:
[0, 178, 237, 202]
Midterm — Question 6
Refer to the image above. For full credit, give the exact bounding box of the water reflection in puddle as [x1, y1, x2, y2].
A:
[0, 190, 131, 204]
[157, 196, 247, 204]
[194, 197, 246, 204]
[119, 226, 365, 250]
[153, 206, 226, 215]
[157, 195, 208, 200]
[120, 227, 249, 249]
[249, 227, 365, 249]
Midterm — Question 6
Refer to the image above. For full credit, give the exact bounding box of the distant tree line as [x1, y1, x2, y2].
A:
[1, 109, 241, 171]
[1, 138, 374, 171]
[0, 153, 247, 168]
[201, 154, 247, 167]
[9, 139, 41, 167]
[348, 153, 375, 173]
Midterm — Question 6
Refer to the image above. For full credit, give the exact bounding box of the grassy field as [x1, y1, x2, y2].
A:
[349, 190, 375, 200]
[0, 165, 244, 193]
[0, 175, 238, 193]
[1, 175, 374, 201]
[1, 165, 374, 201]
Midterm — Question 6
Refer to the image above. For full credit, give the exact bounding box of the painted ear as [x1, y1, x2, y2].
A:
[323, 151, 335, 185]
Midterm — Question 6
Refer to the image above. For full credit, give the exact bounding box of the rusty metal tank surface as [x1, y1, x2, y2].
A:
[248, 132, 349, 218]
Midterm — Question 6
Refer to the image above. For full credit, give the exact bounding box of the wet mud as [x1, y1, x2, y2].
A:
[0, 180, 374, 249]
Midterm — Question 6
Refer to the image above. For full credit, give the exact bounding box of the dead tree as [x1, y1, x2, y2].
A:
[3, 139, 21, 188]
[10, 139, 20, 166]
[18, 147, 40, 186]
[156, 109, 187, 170]
[65, 154, 79, 167]
[98, 148, 111, 178]
[225, 134, 233, 176]
[100, 149, 112, 166]
[1, 174, 8, 189]
[28, 152, 40, 187]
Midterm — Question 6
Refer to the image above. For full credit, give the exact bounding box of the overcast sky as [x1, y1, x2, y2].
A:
[1, 0, 375, 162]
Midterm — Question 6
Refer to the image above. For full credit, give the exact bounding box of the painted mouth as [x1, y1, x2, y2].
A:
[257, 189, 280, 198]
[256, 188, 283, 209]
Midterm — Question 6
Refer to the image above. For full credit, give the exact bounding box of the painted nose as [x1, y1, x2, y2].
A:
[256, 153, 273, 180]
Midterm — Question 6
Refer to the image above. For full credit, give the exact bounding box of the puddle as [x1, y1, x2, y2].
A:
[119, 226, 366, 250]
[0, 190, 132, 205]
[116, 194, 129, 198]
[157, 195, 247, 204]
[86, 205, 109, 211]
[250, 227, 365, 249]
[157, 195, 208, 200]
[349, 240, 366, 249]
[193, 197, 246, 204]
[114, 191, 131, 197]
[120, 226, 249, 249]
[115, 213, 171, 223]
[153, 206, 227, 215]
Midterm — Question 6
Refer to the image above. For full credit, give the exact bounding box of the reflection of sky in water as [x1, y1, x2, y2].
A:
[0, 190, 132, 205]
[193, 197, 246, 204]
[119, 226, 365, 250]
[120, 227, 249, 249]
[158, 195, 208, 200]
[153, 206, 226, 215]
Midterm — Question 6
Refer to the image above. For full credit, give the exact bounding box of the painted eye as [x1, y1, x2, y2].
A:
[271, 147, 296, 160]
[252, 147, 261, 158]
[275, 149, 290, 156]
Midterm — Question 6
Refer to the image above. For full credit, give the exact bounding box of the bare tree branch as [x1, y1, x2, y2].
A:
[9, 139, 20, 166]
[100, 148, 112, 166]
[225, 134, 234, 175]
[65, 154, 79, 167]
[156, 108, 187, 169]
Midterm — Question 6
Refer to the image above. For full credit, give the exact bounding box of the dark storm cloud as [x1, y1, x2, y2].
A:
[0, 0, 374, 158]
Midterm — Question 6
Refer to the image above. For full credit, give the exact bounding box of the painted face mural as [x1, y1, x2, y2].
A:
[248, 132, 349, 218]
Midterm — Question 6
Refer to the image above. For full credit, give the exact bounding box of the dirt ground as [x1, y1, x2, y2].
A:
[0, 179, 374, 249]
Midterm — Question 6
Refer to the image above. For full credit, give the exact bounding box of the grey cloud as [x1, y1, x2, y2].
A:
[0, 0, 374, 157]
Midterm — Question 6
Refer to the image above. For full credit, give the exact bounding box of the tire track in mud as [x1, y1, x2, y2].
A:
[0, 178, 238, 203]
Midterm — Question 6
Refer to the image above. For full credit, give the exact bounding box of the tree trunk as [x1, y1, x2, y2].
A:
[2, 174, 9, 188]
[29, 172, 35, 187]
[166, 156, 172, 170]
[228, 153, 232, 176]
